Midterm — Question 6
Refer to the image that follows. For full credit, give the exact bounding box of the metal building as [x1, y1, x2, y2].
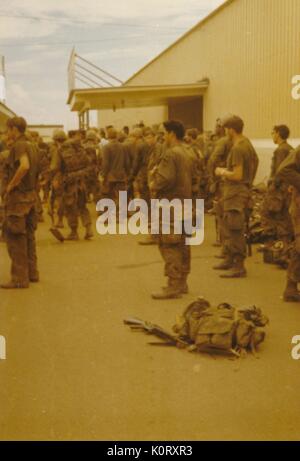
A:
[68, 0, 300, 180]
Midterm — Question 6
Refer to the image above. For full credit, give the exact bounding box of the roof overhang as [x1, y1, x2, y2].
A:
[67, 81, 209, 113]
[0, 101, 16, 123]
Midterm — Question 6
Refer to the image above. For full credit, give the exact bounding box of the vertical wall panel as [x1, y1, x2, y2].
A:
[127, 0, 300, 138]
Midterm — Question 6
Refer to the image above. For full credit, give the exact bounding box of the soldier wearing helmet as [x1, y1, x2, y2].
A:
[83, 130, 101, 203]
[48, 129, 68, 229]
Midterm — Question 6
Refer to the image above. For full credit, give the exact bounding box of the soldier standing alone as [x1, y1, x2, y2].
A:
[1, 117, 39, 289]
[150, 120, 195, 300]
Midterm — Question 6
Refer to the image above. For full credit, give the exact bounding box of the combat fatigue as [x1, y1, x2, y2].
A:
[207, 136, 233, 247]
[101, 139, 131, 214]
[138, 142, 164, 245]
[276, 147, 300, 301]
[38, 142, 51, 203]
[131, 141, 151, 202]
[49, 142, 65, 228]
[261, 141, 293, 241]
[83, 140, 101, 203]
[2, 135, 39, 287]
[51, 139, 93, 240]
[0, 148, 10, 239]
[150, 144, 195, 299]
[219, 137, 258, 278]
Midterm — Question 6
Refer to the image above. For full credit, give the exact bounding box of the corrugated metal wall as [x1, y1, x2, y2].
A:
[127, 0, 300, 138]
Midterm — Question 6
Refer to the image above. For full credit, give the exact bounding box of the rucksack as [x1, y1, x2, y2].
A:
[173, 298, 269, 355]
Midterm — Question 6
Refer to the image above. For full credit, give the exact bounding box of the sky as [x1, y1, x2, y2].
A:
[0, 0, 224, 129]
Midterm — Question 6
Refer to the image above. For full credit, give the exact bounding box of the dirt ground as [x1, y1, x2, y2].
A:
[0, 209, 300, 441]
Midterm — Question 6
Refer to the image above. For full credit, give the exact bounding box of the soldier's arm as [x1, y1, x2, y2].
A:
[276, 149, 300, 191]
[150, 149, 176, 192]
[6, 153, 30, 193]
[216, 146, 243, 182]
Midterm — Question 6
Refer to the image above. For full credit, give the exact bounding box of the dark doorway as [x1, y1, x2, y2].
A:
[168, 97, 203, 131]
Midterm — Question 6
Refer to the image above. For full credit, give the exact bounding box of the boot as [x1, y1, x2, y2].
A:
[1, 281, 29, 289]
[29, 271, 40, 283]
[152, 278, 182, 300]
[180, 275, 189, 294]
[220, 256, 247, 278]
[84, 224, 94, 240]
[213, 257, 233, 271]
[138, 235, 157, 246]
[65, 228, 79, 241]
[283, 279, 300, 302]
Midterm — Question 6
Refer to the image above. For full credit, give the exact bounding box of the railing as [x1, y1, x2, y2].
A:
[68, 48, 123, 94]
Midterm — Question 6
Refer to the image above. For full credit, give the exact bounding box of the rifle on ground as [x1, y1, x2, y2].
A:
[124, 318, 190, 347]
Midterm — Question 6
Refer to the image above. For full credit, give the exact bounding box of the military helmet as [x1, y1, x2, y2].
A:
[53, 129, 67, 141]
[86, 130, 98, 141]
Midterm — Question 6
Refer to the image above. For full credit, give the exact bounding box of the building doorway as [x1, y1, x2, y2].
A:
[168, 97, 203, 131]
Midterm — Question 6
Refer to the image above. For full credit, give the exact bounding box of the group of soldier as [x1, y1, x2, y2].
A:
[1, 114, 300, 304]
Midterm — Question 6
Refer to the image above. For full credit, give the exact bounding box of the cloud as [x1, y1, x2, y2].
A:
[0, 0, 225, 126]
[0, 0, 225, 31]
[0, 16, 58, 39]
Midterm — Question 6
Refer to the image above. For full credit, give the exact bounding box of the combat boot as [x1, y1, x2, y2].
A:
[29, 271, 40, 283]
[180, 275, 189, 294]
[65, 228, 79, 241]
[213, 257, 233, 271]
[151, 278, 182, 300]
[84, 224, 94, 240]
[220, 256, 247, 278]
[283, 279, 300, 302]
[138, 235, 157, 246]
[1, 281, 29, 289]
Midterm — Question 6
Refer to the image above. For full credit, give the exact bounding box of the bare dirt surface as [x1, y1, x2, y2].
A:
[0, 209, 300, 441]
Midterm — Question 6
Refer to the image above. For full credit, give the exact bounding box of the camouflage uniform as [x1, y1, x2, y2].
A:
[215, 137, 258, 278]
[49, 139, 65, 228]
[131, 140, 151, 202]
[2, 135, 39, 287]
[51, 138, 93, 240]
[261, 141, 293, 241]
[83, 131, 101, 203]
[276, 147, 300, 301]
[150, 143, 195, 299]
[207, 136, 233, 246]
[101, 138, 131, 213]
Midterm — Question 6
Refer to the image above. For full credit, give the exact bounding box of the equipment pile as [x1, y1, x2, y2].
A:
[124, 297, 269, 358]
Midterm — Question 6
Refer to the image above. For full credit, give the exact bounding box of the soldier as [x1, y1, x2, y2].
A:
[138, 127, 163, 246]
[131, 128, 151, 202]
[48, 129, 67, 228]
[261, 125, 293, 242]
[207, 124, 233, 248]
[127, 127, 149, 196]
[83, 130, 101, 204]
[276, 147, 300, 302]
[1, 116, 39, 289]
[0, 138, 10, 242]
[184, 128, 206, 199]
[38, 140, 51, 203]
[101, 127, 131, 215]
[150, 120, 195, 300]
[214, 115, 259, 278]
[50, 130, 93, 241]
